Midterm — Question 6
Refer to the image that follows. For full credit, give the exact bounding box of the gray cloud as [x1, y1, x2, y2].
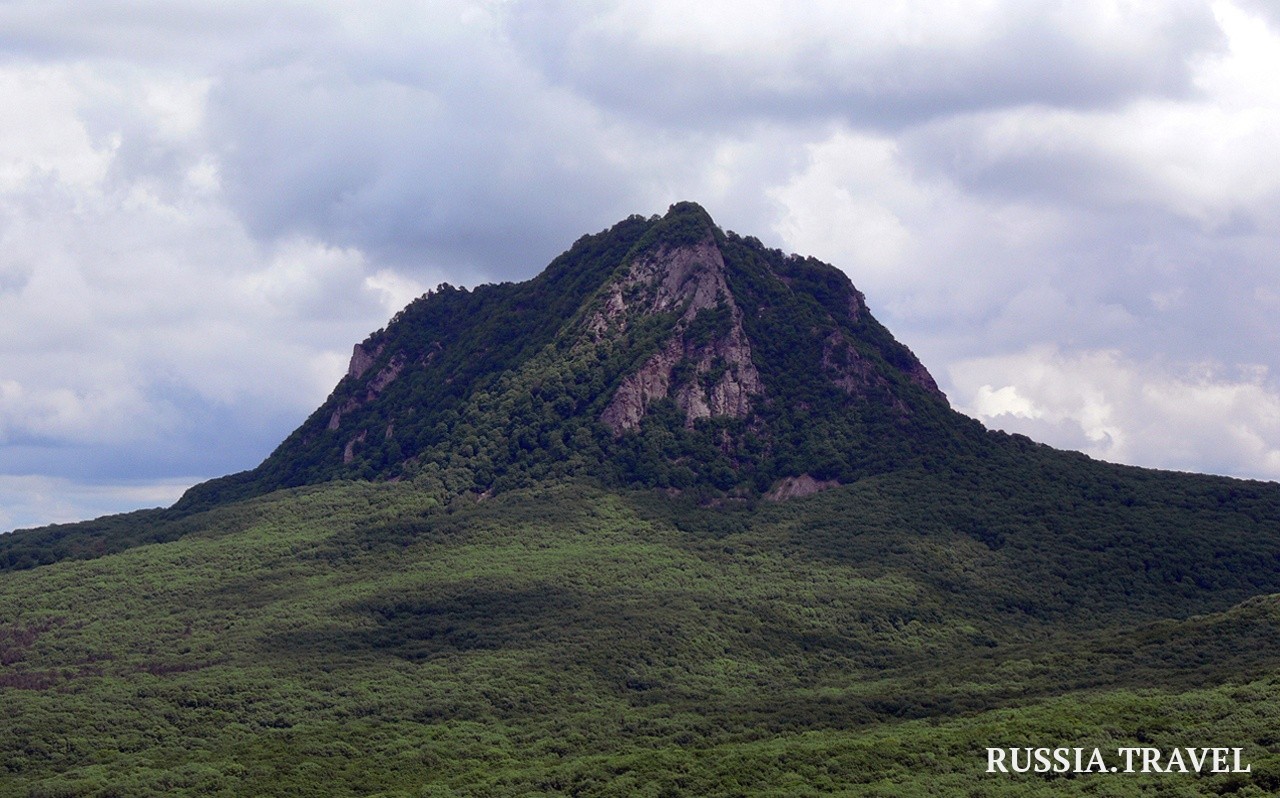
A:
[0, 1, 651, 279]
[1234, 0, 1280, 30]
[0, 2, 323, 64]
[505, 0, 1223, 130]
[208, 62, 641, 279]
[3, 1, 1280, 530]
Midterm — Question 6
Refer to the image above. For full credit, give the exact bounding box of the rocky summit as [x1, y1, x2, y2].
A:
[179, 201, 966, 510]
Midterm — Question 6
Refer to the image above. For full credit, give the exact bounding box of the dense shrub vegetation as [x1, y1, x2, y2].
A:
[4, 479, 1280, 795]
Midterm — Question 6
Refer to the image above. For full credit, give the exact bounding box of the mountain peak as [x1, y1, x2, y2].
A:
[177, 204, 957, 510]
[652, 199, 717, 239]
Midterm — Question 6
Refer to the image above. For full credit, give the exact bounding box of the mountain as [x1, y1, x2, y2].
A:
[176, 201, 962, 511]
[4, 202, 1280, 796]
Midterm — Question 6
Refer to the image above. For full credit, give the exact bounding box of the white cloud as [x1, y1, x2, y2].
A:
[0, 65, 113, 191]
[0, 474, 194, 533]
[0, 60, 410, 484]
[510, 0, 1222, 126]
[903, 1, 1280, 232]
[363, 269, 430, 317]
[0, 375, 161, 446]
[952, 347, 1280, 479]
[971, 384, 1043, 421]
[761, 2, 1280, 410]
[762, 124, 1093, 356]
[238, 238, 373, 322]
[769, 132, 922, 278]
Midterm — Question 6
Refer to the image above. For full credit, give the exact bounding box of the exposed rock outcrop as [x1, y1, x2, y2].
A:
[821, 331, 879, 397]
[672, 319, 761, 422]
[342, 429, 367, 464]
[764, 474, 840, 502]
[837, 287, 945, 402]
[847, 289, 867, 322]
[328, 398, 358, 431]
[904, 360, 944, 397]
[329, 350, 407, 431]
[599, 238, 763, 433]
[588, 238, 738, 337]
[366, 353, 406, 399]
[600, 337, 681, 432]
[347, 341, 384, 380]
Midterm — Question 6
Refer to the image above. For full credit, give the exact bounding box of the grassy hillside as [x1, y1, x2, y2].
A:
[4, 471, 1280, 796]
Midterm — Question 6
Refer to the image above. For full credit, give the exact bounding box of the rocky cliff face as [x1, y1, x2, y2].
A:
[596, 237, 763, 433]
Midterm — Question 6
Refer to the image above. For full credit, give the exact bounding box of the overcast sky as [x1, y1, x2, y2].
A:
[3, 0, 1280, 531]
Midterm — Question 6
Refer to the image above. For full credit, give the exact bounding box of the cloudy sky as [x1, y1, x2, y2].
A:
[3, 0, 1279, 531]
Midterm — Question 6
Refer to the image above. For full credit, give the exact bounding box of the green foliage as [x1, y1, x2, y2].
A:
[627, 200, 720, 253]
[0, 508, 174, 570]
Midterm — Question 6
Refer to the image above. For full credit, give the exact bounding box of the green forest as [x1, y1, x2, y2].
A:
[4, 469, 1280, 796]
